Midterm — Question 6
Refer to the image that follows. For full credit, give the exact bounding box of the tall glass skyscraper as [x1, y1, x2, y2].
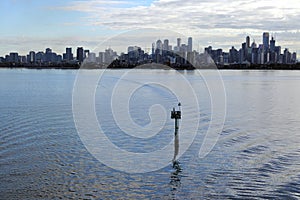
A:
[263, 32, 270, 51]
[188, 37, 193, 52]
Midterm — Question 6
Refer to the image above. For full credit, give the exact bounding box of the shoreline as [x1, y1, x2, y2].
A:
[0, 63, 300, 70]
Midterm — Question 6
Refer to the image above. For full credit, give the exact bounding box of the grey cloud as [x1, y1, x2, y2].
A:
[5, 0, 297, 56]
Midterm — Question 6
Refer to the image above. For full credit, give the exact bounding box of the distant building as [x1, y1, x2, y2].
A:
[19, 56, 27, 63]
[156, 39, 163, 55]
[45, 48, 52, 63]
[246, 36, 250, 48]
[251, 40, 257, 48]
[292, 52, 297, 63]
[84, 50, 90, 59]
[77, 47, 84, 62]
[251, 48, 258, 64]
[104, 48, 117, 64]
[258, 45, 264, 64]
[188, 37, 193, 52]
[263, 32, 270, 51]
[229, 46, 238, 64]
[9, 52, 19, 63]
[98, 52, 105, 63]
[27, 51, 36, 63]
[263, 32, 270, 63]
[269, 37, 276, 63]
[177, 38, 181, 48]
[163, 39, 169, 51]
[87, 52, 96, 63]
[241, 42, 247, 62]
[63, 47, 73, 61]
[36, 52, 44, 64]
[283, 48, 291, 64]
[270, 37, 275, 52]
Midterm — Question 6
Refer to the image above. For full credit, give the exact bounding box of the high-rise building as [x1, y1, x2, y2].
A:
[188, 37, 193, 52]
[177, 38, 181, 48]
[283, 48, 291, 64]
[229, 46, 238, 64]
[292, 52, 297, 63]
[263, 32, 269, 51]
[152, 43, 155, 56]
[77, 47, 84, 62]
[269, 37, 276, 63]
[45, 48, 52, 54]
[156, 39, 163, 55]
[45, 48, 52, 63]
[64, 47, 73, 61]
[251, 40, 257, 48]
[84, 50, 90, 59]
[241, 42, 247, 62]
[251, 48, 258, 64]
[258, 45, 264, 64]
[98, 52, 105, 63]
[28, 51, 36, 63]
[87, 52, 96, 63]
[270, 37, 275, 52]
[246, 36, 250, 48]
[263, 32, 270, 63]
[36, 52, 44, 63]
[9, 52, 19, 63]
[163, 39, 169, 51]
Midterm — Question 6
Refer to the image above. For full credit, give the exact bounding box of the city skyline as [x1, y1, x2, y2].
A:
[1, 32, 297, 68]
[1, 0, 300, 58]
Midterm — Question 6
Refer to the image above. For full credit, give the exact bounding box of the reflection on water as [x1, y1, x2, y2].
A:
[170, 160, 182, 200]
[170, 124, 182, 199]
[172, 132, 179, 163]
[0, 69, 300, 199]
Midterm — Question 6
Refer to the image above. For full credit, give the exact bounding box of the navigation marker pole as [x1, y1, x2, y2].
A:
[171, 102, 181, 134]
[171, 103, 181, 168]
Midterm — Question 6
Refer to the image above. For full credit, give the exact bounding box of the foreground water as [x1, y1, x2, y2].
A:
[0, 69, 300, 199]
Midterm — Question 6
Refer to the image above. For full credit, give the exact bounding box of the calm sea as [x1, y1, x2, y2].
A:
[0, 69, 300, 199]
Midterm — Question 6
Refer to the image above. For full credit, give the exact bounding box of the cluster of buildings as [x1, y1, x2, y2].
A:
[0, 32, 297, 68]
[117, 37, 196, 67]
[205, 32, 297, 65]
[0, 47, 118, 66]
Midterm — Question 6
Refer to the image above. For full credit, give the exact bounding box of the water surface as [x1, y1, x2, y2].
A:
[0, 69, 300, 199]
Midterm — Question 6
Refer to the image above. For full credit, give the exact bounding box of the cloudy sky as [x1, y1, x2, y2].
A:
[1, 0, 300, 57]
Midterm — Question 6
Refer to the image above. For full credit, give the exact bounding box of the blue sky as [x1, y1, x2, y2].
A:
[1, 0, 300, 57]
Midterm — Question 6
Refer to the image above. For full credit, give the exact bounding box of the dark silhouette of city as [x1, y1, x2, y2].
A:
[0, 32, 298, 70]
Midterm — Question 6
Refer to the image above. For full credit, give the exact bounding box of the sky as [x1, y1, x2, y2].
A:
[1, 0, 300, 57]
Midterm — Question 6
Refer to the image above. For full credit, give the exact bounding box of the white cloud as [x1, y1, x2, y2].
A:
[2, 0, 299, 56]
[56, 0, 300, 54]
[60, 0, 300, 31]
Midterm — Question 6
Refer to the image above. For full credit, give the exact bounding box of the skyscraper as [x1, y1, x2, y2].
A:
[270, 37, 275, 52]
[63, 47, 73, 61]
[188, 37, 193, 52]
[269, 37, 276, 63]
[77, 47, 84, 62]
[152, 43, 155, 56]
[156, 39, 163, 55]
[28, 51, 36, 63]
[84, 50, 90, 59]
[246, 36, 250, 48]
[163, 39, 169, 51]
[263, 32, 269, 51]
[9, 52, 19, 63]
[177, 38, 181, 48]
[263, 32, 270, 63]
[45, 48, 52, 63]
